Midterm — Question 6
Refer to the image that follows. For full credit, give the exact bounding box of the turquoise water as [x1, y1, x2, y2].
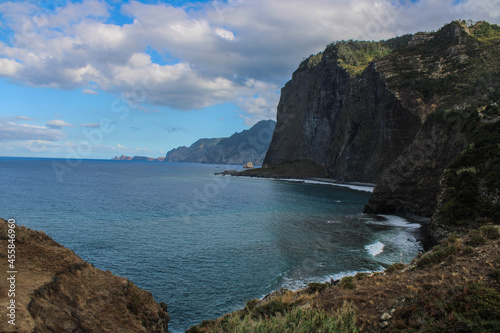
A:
[0, 157, 422, 332]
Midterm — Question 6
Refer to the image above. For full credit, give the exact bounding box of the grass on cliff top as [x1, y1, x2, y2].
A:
[298, 35, 411, 76]
[188, 298, 358, 333]
[469, 21, 500, 42]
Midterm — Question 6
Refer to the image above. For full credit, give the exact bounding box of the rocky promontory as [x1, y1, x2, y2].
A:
[0, 218, 169, 333]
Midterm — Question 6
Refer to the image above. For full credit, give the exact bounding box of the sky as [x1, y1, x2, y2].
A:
[0, 0, 499, 159]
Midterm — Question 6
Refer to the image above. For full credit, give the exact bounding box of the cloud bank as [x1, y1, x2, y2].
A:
[0, 0, 499, 122]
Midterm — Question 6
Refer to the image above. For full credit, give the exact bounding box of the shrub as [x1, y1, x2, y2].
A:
[480, 225, 500, 240]
[417, 244, 458, 268]
[386, 262, 406, 274]
[488, 270, 500, 280]
[339, 276, 356, 290]
[305, 282, 329, 294]
[467, 230, 487, 246]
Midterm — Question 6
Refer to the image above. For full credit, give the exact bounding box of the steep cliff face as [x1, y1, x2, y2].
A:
[166, 120, 276, 165]
[364, 111, 474, 217]
[0, 219, 169, 333]
[266, 21, 500, 215]
[264, 37, 421, 183]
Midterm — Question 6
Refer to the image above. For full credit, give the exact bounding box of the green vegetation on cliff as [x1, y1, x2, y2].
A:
[469, 20, 500, 41]
[299, 35, 412, 75]
[384, 20, 500, 110]
[437, 120, 500, 226]
[327, 36, 412, 76]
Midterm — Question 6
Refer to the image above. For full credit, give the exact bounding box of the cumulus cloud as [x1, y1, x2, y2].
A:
[0, 118, 65, 141]
[46, 119, 75, 129]
[0, 0, 499, 122]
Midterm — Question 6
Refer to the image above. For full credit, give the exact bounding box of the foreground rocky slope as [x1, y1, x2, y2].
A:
[0, 219, 169, 333]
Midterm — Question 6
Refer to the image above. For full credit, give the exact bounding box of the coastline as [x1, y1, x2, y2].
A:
[189, 224, 500, 332]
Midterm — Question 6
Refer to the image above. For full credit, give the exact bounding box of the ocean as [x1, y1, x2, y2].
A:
[0, 157, 423, 332]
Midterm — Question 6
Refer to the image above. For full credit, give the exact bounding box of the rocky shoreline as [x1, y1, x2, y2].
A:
[188, 225, 500, 332]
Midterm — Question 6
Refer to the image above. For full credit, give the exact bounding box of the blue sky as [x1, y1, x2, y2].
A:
[0, 0, 499, 159]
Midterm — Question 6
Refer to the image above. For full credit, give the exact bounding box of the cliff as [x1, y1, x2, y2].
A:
[264, 20, 500, 217]
[264, 35, 419, 183]
[166, 120, 276, 165]
[0, 219, 169, 333]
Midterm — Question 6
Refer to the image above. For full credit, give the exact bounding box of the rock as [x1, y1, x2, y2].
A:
[380, 312, 392, 321]
[243, 162, 254, 169]
[215, 170, 239, 176]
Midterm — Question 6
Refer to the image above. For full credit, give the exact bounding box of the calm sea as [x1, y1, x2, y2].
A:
[0, 157, 422, 332]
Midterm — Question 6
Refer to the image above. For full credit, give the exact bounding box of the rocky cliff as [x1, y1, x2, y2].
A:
[166, 120, 276, 165]
[0, 219, 169, 333]
[264, 35, 420, 183]
[265, 20, 500, 217]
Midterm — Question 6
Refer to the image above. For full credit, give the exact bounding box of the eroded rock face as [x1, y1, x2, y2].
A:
[364, 112, 471, 217]
[0, 219, 169, 333]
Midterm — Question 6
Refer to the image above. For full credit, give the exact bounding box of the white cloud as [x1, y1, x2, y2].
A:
[46, 119, 75, 129]
[0, 58, 23, 76]
[215, 27, 236, 41]
[82, 88, 98, 95]
[0, 0, 499, 122]
[0, 118, 65, 141]
[0, 140, 60, 152]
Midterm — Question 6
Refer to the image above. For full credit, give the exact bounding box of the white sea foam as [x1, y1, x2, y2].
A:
[281, 179, 374, 192]
[373, 215, 421, 229]
[365, 241, 385, 256]
[275, 268, 383, 292]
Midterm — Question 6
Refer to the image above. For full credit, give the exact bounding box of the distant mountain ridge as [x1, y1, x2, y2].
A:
[112, 155, 165, 161]
[165, 120, 276, 165]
